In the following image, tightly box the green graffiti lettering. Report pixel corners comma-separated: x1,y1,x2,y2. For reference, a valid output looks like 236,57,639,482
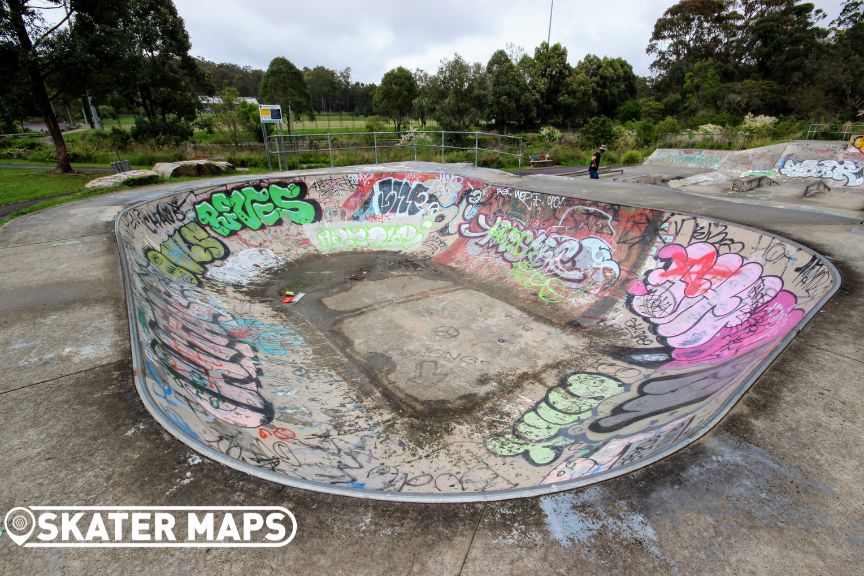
486,372,623,465
194,181,320,237
145,221,229,285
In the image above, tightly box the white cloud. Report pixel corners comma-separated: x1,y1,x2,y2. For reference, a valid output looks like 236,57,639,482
174,0,848,83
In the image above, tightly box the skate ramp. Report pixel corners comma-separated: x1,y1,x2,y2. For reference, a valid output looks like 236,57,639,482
648,141,864,188
116,165,839,501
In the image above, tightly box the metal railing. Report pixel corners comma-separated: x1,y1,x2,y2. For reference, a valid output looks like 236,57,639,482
265,130,524,170
805,123,864,141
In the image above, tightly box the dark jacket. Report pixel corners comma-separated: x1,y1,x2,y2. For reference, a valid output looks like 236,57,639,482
590,150,603,170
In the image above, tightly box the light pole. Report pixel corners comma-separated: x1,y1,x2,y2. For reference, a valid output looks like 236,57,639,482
547,0,554,45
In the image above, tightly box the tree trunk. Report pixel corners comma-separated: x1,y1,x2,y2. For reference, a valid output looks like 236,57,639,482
8,0,74,173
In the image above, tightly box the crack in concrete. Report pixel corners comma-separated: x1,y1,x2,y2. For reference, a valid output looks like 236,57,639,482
0,231,110,251
0,358,128,396
457,504,485,576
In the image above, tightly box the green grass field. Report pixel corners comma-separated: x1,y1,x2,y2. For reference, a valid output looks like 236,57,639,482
0,169,96,206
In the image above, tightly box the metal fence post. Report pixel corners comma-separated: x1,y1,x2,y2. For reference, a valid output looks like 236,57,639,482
474,131,479,167
373,132,378,164
413,131,417,161
440,131,444,163
518,137,523,171
327,134,334,167
275,135,282,171
262,124,272,170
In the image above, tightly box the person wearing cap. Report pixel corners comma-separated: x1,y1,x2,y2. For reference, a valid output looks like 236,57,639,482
589,145,607,179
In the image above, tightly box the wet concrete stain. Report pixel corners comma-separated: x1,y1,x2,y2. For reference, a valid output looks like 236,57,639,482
241,251,592,421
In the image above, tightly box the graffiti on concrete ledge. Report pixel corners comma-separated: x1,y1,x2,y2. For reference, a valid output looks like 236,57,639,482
194,181,322,236
627,242,803,365
135,269,274,427
145,221,228,285
486,373,624,465
779,159,863,186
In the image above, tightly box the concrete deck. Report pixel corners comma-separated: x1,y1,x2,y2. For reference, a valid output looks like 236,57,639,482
1,165,862,574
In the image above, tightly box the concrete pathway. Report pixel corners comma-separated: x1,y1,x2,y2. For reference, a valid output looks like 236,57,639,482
1,170,863,575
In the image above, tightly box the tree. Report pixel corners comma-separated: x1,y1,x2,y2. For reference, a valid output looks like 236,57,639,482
213,87,243,145
374,66,417,132
523,42,571,124
260,57,310,133
3,0,77,172
559,70,595,126
683,59,723,114
744,1,827,87
581,115,616,147
427,55,487,131
646,0,742,79
125,0,206,125
820,0,864,116
304,65,341,112
53,0,207,144
412,69,433,127
573,55,638,118
485,49,532,132
197,58,264,97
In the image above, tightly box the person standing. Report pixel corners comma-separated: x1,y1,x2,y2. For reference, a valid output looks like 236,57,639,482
589,145,607,179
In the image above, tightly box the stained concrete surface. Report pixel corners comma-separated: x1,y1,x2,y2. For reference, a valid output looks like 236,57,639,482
1,164,862,574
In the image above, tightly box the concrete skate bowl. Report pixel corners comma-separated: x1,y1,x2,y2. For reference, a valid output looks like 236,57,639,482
115,167,840,502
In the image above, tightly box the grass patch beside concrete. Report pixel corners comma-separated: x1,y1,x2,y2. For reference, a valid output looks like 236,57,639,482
0,169,96,206
0,185,126,226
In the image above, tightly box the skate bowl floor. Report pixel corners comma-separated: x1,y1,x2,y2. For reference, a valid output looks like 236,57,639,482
116,164,840,502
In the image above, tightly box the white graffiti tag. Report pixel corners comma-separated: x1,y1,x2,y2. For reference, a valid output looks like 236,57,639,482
779,159,863,186
460,215,620,290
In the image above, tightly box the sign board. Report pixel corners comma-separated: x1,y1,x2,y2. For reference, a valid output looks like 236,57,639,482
258,104,283,124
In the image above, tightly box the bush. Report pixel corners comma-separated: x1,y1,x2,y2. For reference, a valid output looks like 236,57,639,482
365,115,388,132
616,100,642,122
636,120,656,146
539,126,561,142
741,113,778,134
122,174,161,187
621,150,642,164
131,117,193,146
581,116,616,148
108,127,131,151
655,116,681,140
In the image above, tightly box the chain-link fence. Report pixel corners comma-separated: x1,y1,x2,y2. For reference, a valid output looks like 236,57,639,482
266,131,524,170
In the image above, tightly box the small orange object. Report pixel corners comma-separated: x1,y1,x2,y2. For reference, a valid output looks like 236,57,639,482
281,296,294,303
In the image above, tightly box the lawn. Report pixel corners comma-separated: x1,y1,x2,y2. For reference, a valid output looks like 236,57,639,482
0,169,96,206
0,165,277,226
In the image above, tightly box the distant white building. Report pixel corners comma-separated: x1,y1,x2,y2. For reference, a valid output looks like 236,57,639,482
199,96,259,114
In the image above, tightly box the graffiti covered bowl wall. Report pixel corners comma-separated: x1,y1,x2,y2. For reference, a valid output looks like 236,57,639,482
116,167,839,502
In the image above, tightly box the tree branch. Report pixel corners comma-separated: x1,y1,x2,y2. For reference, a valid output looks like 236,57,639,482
33,5,74,48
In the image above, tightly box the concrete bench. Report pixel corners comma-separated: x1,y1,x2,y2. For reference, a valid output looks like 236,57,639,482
529,153,553,167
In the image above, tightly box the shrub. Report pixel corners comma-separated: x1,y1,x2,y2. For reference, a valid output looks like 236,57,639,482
636,120,656,146
741,113,778,134
621,150,642,164
655,116,681,140
131,117,193,146
616,100,642,123
696,123,725,134
539,126,561,142
365,115,388,133
581,116,616,148
122,174,161,187
108,127,131,150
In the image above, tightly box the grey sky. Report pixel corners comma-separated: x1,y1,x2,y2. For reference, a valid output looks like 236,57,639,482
173,0,847,83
